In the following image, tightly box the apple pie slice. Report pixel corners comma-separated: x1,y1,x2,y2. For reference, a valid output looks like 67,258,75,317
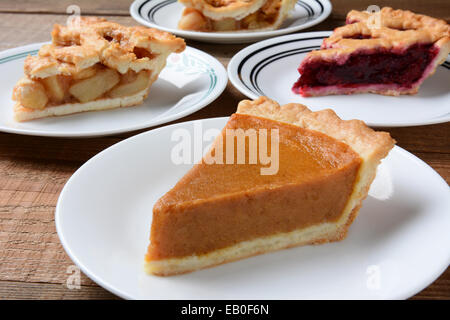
178,0,296,32
12,17,185,121
292,7,450,96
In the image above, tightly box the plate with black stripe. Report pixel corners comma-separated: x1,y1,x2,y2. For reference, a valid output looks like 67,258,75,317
130,0,332,43
228,32,450,127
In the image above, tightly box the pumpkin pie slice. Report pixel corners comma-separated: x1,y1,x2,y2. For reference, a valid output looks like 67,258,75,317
145,97,395,276
12,17,185,121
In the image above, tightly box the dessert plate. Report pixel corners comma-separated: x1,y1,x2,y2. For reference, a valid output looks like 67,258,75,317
228,32,450,127
0,43,227,137
130,0,332,44
56,117,450,300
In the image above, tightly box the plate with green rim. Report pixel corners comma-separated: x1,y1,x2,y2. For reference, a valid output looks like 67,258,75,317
0,43,227,137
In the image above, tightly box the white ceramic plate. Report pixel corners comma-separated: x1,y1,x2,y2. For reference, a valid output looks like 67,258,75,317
130,0,332,44
0,43,227,137
228,32,450,127
56,117,450,300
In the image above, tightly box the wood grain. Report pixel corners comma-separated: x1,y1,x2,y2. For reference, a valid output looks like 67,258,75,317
0,0,448,300
0,0,132,16
0,0,448,22
0,281,119,299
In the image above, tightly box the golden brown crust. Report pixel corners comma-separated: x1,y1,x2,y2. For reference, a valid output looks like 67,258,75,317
179,0,267,20
146,220,351,276
346,7,450,36
25,17,186,79
236,97,395,161
13,87,149,122
307,7,450,61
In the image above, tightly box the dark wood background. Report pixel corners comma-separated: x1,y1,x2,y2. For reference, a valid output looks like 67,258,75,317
0,0,448,299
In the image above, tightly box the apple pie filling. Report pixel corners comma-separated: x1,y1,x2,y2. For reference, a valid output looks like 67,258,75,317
13,66,153,110
178,0,283,31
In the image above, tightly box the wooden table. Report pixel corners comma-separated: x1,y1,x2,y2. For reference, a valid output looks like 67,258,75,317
0,0,448,300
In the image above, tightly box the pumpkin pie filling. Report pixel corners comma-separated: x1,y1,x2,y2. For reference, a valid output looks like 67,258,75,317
146,113,362,261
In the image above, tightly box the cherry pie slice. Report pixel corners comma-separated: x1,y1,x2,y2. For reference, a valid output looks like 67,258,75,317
12,18,185,121
178,0,296,32
292,7,450,97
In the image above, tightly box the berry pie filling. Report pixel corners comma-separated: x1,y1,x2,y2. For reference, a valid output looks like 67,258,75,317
292,43,440,95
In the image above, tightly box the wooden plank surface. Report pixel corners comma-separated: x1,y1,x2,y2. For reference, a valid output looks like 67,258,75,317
0,0,448,21
0,0,131,16
0,0,449,300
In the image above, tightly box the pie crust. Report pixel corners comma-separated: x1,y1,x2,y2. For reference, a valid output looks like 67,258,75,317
145,97,395,276
293,7,450,96
178,0,296,32
179,0,268,20
12,17,185,121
